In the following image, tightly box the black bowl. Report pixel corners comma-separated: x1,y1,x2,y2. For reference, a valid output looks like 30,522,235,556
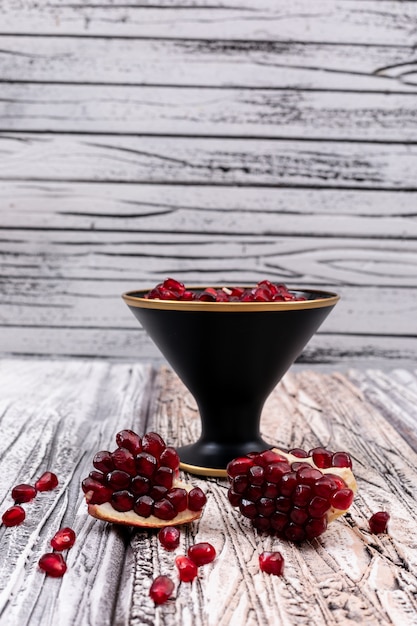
122,287,339,476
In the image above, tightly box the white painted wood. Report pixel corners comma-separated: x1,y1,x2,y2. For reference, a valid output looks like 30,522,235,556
2,361,417,624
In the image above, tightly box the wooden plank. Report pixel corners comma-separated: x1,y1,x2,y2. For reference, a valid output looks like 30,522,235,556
1,133,417,189
1,1,417,45
0,36,416,93
2,182,417,237
0,359,154,626
0,326,415,364
3,83,417,141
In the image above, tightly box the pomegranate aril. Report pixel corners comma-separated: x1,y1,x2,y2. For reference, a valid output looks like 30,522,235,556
310,447,333,469
369,511,390,534
308,496,330,518
82,478,113,504
239,499,257,519
275,496,292,512
227,488,241,507
115,430,142,455
270,512,288,533
149,485,168,501
263,482,279,499
332,451,352,468
51,527,76,551
280,472,298,496
111,490,134,512
159,447,180,471
330,488,354,510
313,475,339,499
154,466,174,490
35,471,58,492
166,488,188,512
259,551,284,576
153,498,176,521
246,484,263,502
187,487,207,511
130,475,150,496
253,450,284,467
227,456,254,478
265,462,291,483
106,470,131,490
232,474,249,494
135,452,157,478
296,466,323,486
142,432,165,458
290,507,309,525
93,450,114,473
134,495,154,518
149,575,174,605
188,542,216,566
292,484,312,507
253,516,271,531
289,448,308,458
305,516,328,539
89,470,105,483
248,465,265,485
11,483,37,503
2,505,25,527
111,448,136,475
38,553,67,577
256,497,276,517
285,523,306,542
175,555,198,582
158,526,180,551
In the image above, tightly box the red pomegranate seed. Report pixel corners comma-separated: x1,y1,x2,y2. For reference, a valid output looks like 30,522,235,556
175,556,198,582
89,470,105,483
153,498,177,521
158,526,180,551
310,447,333,469
159,447,180,471
11,483,37,503
135,452,157,478
111,448,136,475
82,477,113,504
188,542,216,566
227,456,254,478
149,575,174,604
106,470,131,490
166,488,188,512
2,505,25,527
35,471,58,492
305,516,328,539
111,490,135,512
289,448,308,458
38,552,67,577
330,488,354,510
130,475,150,497
149,485,168,501
331,452,352,468
142,432,165,458
369,511,390,534
187,487,207,511
259,551,284,576
154,466,174,490
93,451,114,473
115,430,142,455
133,495,153,517
51,527,76,551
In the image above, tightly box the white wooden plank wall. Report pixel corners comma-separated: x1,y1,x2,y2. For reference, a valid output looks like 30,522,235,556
0,0,416,365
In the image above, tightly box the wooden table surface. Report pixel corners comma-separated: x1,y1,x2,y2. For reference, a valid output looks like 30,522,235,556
1,359,417,626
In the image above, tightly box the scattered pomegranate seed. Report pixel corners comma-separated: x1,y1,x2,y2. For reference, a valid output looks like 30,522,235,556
149,575,175,604
259,551,285,576
369,511,390,534
227,446,357,542
11,483,37,503
38,552,67,577
158,526,180,551
2,505,26,527
82,430,208,524
50,527,76,551
188,542,216,566
35,471,58,492
144,278,306,303
175,556,198,582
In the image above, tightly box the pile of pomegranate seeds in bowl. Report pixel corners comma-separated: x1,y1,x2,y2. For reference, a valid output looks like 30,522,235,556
226,446,357,542
81,430,207,527
142,277,308,303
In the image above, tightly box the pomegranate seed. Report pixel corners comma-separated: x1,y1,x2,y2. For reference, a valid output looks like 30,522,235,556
93,451,114,473
310,447,333,469
2,505,25,527
130,475,150,496
188,542,216,566
149,485,168,501
51,527,76,551
187,487,207,511
166,488,188,512
308,496,330,518
330,488,354,510
111,448,136,475
134,495,153,517
369,511,390,534
331,452,352,468
89,470,105,483
305,516,327,539
35,471,58,492
111,490,134,512
153,498,177,521
313,475,339,499
159,447,180,471
115,430,142,455
82,477,113,504
149,575,174,604
106,470,131,490
158,526,180,551
142,432,165,458
289,448,308,458
227,456,254,478
135,452,157,478
38,553,67,577
11,483,37,503
259,551,284,576
175,556,198,582
154,466,174,490
265,462,291,483
248,465,264,485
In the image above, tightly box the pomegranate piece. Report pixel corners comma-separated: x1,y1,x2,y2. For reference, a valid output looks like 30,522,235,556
175,555,198,582
149,575,175,605
50,527,76,551
369,511,390,534
11,483,37,503
227,446,357,542
83,430,207,527
188,542,216,566
38,552,67,577
2,505,26,527
259,551,284,576
144,278,306,302
158,526,180,551
35,471,58,492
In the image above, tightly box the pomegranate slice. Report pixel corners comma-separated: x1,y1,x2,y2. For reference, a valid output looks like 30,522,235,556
82,430,207,528
227,446,357,542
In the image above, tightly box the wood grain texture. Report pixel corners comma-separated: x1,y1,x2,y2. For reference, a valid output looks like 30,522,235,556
2,360,417,625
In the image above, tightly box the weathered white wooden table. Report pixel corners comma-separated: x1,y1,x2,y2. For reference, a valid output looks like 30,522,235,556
1,359,417,626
